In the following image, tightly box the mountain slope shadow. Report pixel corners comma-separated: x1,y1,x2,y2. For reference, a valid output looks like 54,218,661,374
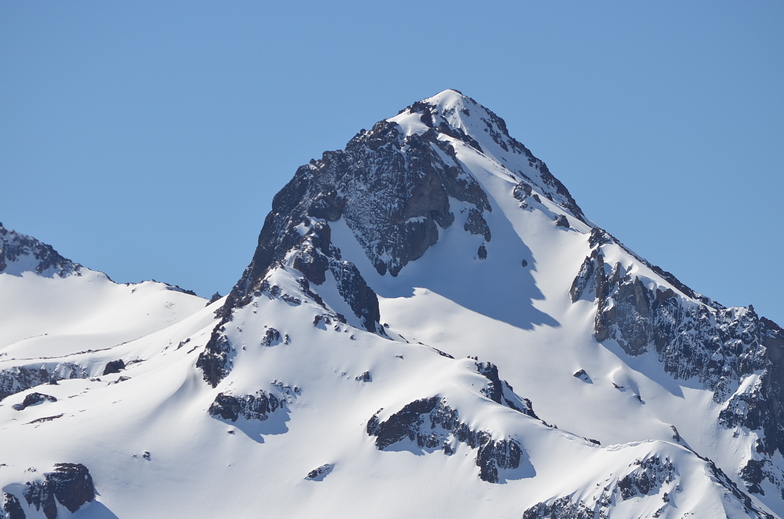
211,406,291,444
330,216,558,331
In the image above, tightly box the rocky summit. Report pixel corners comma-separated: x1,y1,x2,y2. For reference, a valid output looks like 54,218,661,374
1,89,782,518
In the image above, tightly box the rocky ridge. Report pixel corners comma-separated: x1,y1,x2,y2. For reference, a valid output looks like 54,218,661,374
571,227,784,498
0,224,79,278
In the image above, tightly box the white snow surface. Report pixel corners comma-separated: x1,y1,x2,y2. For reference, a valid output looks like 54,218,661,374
0,90,778,518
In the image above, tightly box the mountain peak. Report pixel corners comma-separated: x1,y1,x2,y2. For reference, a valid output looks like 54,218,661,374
388,90,586,223
3,93,784,518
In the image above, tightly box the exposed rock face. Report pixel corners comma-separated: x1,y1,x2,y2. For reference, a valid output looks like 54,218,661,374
464,208,491,241
573,369,592,383
355,371,371,382
260,328,282,347
196,333,233,388
23,463,95,519
22,479,56,519
12,392,57,411
102,359,125,375
571,227,784,503
305,464,333,481
740,459,770,495
616,456,675,499
571,234,784,458
0,363,87,402
46,464,95,514
218,92,587,309
522,497,597,519
328,258,380,331
208,390,281,422
523,455,773,519
201,91,589,389
570,249,599,303
474,361,538,417
0,224,79,277
2,493,25,519
366,397,524,483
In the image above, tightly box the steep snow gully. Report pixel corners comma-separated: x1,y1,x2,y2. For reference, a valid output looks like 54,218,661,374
1,90,783,519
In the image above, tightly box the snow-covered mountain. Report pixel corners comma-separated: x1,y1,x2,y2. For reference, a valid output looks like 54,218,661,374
2,90,783,519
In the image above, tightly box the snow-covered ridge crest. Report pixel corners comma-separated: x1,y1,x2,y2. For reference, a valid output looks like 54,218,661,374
215,89,587,332
389,88,586,223
0,223,81,278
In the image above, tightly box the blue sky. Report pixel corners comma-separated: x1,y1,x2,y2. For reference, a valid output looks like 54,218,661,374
2,1,783,324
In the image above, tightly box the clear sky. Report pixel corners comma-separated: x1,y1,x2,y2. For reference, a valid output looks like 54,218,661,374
2,1,782,324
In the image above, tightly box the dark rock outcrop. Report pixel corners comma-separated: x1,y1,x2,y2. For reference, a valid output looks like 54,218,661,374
522,496,598,519
355,371,372,382
617,456,675,499
260,328,282,347
464,208,491,241
196,333,233,388
198,219,379,386
0,224,80,278
23,463,95,519
12,392,57,411
573,369,592,383
305,464,334,481
474,361,538,417
2,493,25,519
513,181,532,203
102,359,125,376
329,259,380,332
571,234,784,459
0,363,87,402
740,459,770,495
208,391,281,422
366,397,524,483
523,455,773,519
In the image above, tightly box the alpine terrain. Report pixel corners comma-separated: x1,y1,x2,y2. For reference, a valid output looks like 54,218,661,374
1,89,783,519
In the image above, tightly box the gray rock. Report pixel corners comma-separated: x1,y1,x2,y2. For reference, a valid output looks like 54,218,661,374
102,359,125,376
2,492,25,519
12,392,57,411
464,208,491,241
0,363,87,402
0,224,80,278
196,333,233,388
208,390,281,422
366,396,525,483
23,463,95,519
573,369,592,384
305,464,334,481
